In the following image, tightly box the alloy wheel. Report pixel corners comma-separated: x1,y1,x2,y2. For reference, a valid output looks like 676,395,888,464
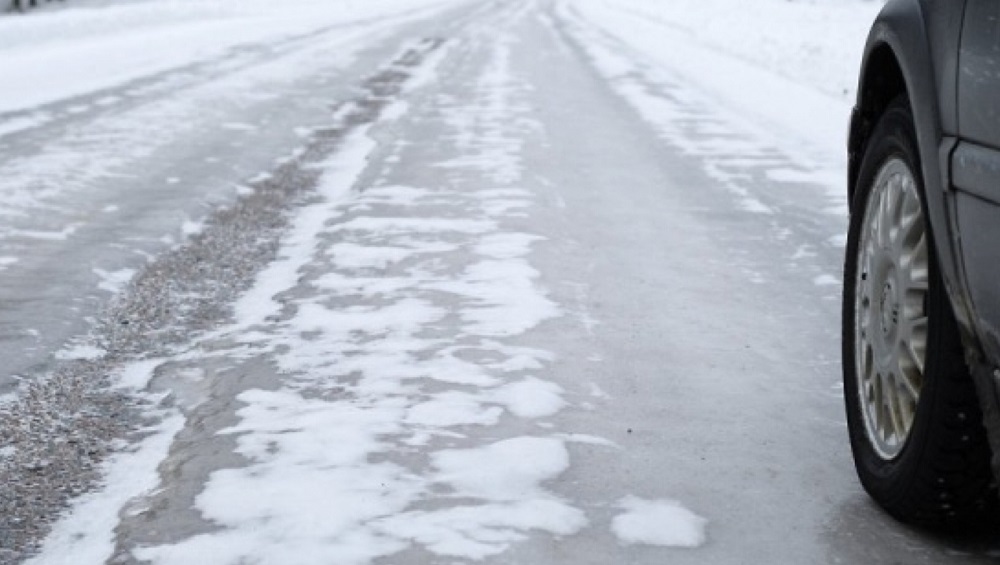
854,156,929,460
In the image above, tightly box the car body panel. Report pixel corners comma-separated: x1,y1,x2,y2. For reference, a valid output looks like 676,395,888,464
849,0,1000,462
958,0,1000,148
954,0,1000,362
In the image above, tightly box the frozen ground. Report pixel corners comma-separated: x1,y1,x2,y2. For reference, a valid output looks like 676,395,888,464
2,0,998,564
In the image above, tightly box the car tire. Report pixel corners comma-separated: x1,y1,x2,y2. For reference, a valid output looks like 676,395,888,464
843,96,996,527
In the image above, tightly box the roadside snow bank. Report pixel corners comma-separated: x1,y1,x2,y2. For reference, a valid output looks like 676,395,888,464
0,0,459,113
563,0,882,163
584,0,882,101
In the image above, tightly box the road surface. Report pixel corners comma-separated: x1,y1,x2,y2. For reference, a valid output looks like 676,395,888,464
1,0,998,564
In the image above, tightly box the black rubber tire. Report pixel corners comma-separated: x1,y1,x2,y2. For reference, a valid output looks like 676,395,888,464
843,97,996,527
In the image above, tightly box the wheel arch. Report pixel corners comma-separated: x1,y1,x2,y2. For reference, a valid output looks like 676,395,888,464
848,0,970,330
848,43,906,210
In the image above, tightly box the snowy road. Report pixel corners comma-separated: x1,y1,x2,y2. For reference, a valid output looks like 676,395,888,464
2,0,999,563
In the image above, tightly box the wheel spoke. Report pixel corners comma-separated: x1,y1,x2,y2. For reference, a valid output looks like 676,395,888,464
877,182,893,249
909,314,928,338
873,375,887,437
888,175,906,243
861,342,875,383
886,370,907,442
899,344,924,396
906,340,927,376
905,232,929,287
900,183,922,240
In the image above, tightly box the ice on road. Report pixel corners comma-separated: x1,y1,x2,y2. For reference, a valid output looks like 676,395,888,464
1,0,998,564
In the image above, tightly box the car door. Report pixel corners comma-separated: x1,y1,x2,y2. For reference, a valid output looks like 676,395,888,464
952,0,1000,356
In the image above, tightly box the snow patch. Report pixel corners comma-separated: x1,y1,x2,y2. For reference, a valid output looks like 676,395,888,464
433,437,570,499
113,359,165,391
9,224,81,241
814,274,840,287
490,377,565,418
326,242,420,270
611,496,708,548
376,498,586,560
54,344,105,361
93,267,136,294
180,220,203,236
232,127,373,327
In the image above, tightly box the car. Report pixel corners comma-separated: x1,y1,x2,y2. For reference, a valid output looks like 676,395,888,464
843,0,1000,527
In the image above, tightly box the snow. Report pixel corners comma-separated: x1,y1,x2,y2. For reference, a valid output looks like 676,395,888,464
23,413,185,565
611,496,708,548
562,0,880,156
558,0,881,214
577,0,878,101
232,126,374,327
814,274,842,286
0,0,462,270
406,392,504,427
372,440,587,559
0,0,460,114
433,437,572,500
53,344,105,361
92,267,135,294
112,359,165,391
490,377,566,418
325,242,415,270
377,499,585,560
334,216,497,235
426,256,560,337
7,225,81,240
